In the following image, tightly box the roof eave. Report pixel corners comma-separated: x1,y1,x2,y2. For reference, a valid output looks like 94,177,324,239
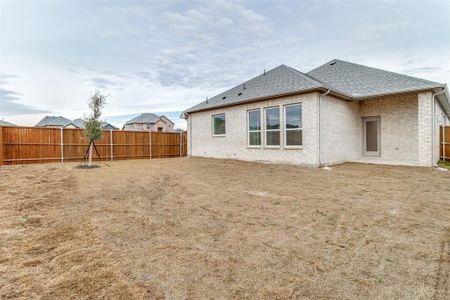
352,85,445,101
184,87,351,114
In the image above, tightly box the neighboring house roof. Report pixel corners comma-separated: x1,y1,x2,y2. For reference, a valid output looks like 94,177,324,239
307,59,444,98
35,116,77,127
125,113,161,125
125,113,175,125
0,120,16,126
72,118,118,130
72,118,85,128
101,122,118,130
183,59,449,115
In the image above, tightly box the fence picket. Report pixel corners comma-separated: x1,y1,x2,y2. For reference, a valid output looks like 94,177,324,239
440,125,450,162
0,126,186,165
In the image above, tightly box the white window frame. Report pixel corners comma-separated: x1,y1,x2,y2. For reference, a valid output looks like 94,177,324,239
264,106,281,148
247,109,262,148
284,103,303,149
212,113,226,136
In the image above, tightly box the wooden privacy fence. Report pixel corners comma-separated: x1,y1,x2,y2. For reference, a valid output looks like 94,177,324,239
0,126,187,165
440,125,450,162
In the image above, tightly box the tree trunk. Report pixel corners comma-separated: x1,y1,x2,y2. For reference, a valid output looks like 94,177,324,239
88,141,93,166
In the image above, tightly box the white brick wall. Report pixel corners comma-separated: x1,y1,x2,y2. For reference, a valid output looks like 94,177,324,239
188,91,440,167
359,94,419,164
418,91,433,166
321,95,360,165
188,92,320,166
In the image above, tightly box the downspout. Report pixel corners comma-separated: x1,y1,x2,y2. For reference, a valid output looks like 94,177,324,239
318,89,331,167
431,87,447,166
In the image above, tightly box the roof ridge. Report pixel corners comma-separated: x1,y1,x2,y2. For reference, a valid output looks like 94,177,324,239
283,63,352,97
311,59,443,86
280,64,324,87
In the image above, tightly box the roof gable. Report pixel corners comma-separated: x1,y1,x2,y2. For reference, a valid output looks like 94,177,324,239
158,115,175,125
307,59,443,98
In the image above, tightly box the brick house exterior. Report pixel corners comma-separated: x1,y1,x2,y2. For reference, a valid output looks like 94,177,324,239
183,60,450,167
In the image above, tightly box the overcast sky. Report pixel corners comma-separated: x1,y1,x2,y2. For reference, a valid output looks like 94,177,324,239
1,0,449,129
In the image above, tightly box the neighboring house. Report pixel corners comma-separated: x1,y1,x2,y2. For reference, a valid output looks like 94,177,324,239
123,113,175,132
72,118,118,130
0,120,16,126
35,116,78,128
182,59,450,167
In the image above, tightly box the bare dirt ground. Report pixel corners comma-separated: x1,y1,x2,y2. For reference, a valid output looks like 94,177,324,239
1,158,449,299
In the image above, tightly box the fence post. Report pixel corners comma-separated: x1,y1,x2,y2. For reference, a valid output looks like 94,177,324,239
0,127,3,166
444,126,446,161
149,131,152,159
60,127,64,163
179,131,182,157
110,129,113,161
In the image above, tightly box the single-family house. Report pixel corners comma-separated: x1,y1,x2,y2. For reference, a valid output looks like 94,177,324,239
72,118,118,130
123,113,175,132
35,116,78,128
0,120,16,126
182,59,450,167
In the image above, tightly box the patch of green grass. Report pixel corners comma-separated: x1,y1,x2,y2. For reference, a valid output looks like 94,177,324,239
437,160,450,168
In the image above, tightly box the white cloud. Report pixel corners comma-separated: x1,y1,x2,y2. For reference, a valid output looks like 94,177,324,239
1,0,449,129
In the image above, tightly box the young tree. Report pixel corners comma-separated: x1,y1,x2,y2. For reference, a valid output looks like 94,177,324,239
84,91,107,166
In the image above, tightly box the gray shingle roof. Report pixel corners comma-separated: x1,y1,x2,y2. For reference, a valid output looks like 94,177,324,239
0,120,15,126
101,122,118,130
72,118,118,130
184,59,447,115
307,59,444,98
125,113,161,124
35,116,74,127
72,118,85,128
184,65,327,113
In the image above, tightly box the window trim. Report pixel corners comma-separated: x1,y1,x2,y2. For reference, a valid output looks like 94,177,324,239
264,105,281,148
283,103,303,149
212,113,226,137
247,108,262,148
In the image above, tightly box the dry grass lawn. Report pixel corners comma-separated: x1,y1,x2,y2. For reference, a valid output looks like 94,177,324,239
0,158,449,299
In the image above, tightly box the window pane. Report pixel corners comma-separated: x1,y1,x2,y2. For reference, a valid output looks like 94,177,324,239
213,114,225,135
266,107,280,130
248,110,261,130
249,132,261,146
266,131,280,146
285,104,302,129
366,121,378,151
286,130,302,146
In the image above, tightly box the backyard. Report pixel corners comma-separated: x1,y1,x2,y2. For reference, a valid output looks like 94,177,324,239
0,158,449,299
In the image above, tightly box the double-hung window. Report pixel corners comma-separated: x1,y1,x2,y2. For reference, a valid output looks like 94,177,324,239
284,103,302,147
265,106,280,146
212,113,226,136
248,109,261,146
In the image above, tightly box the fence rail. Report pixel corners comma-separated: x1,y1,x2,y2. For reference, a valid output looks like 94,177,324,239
440,125,450,162
0,126,187,165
